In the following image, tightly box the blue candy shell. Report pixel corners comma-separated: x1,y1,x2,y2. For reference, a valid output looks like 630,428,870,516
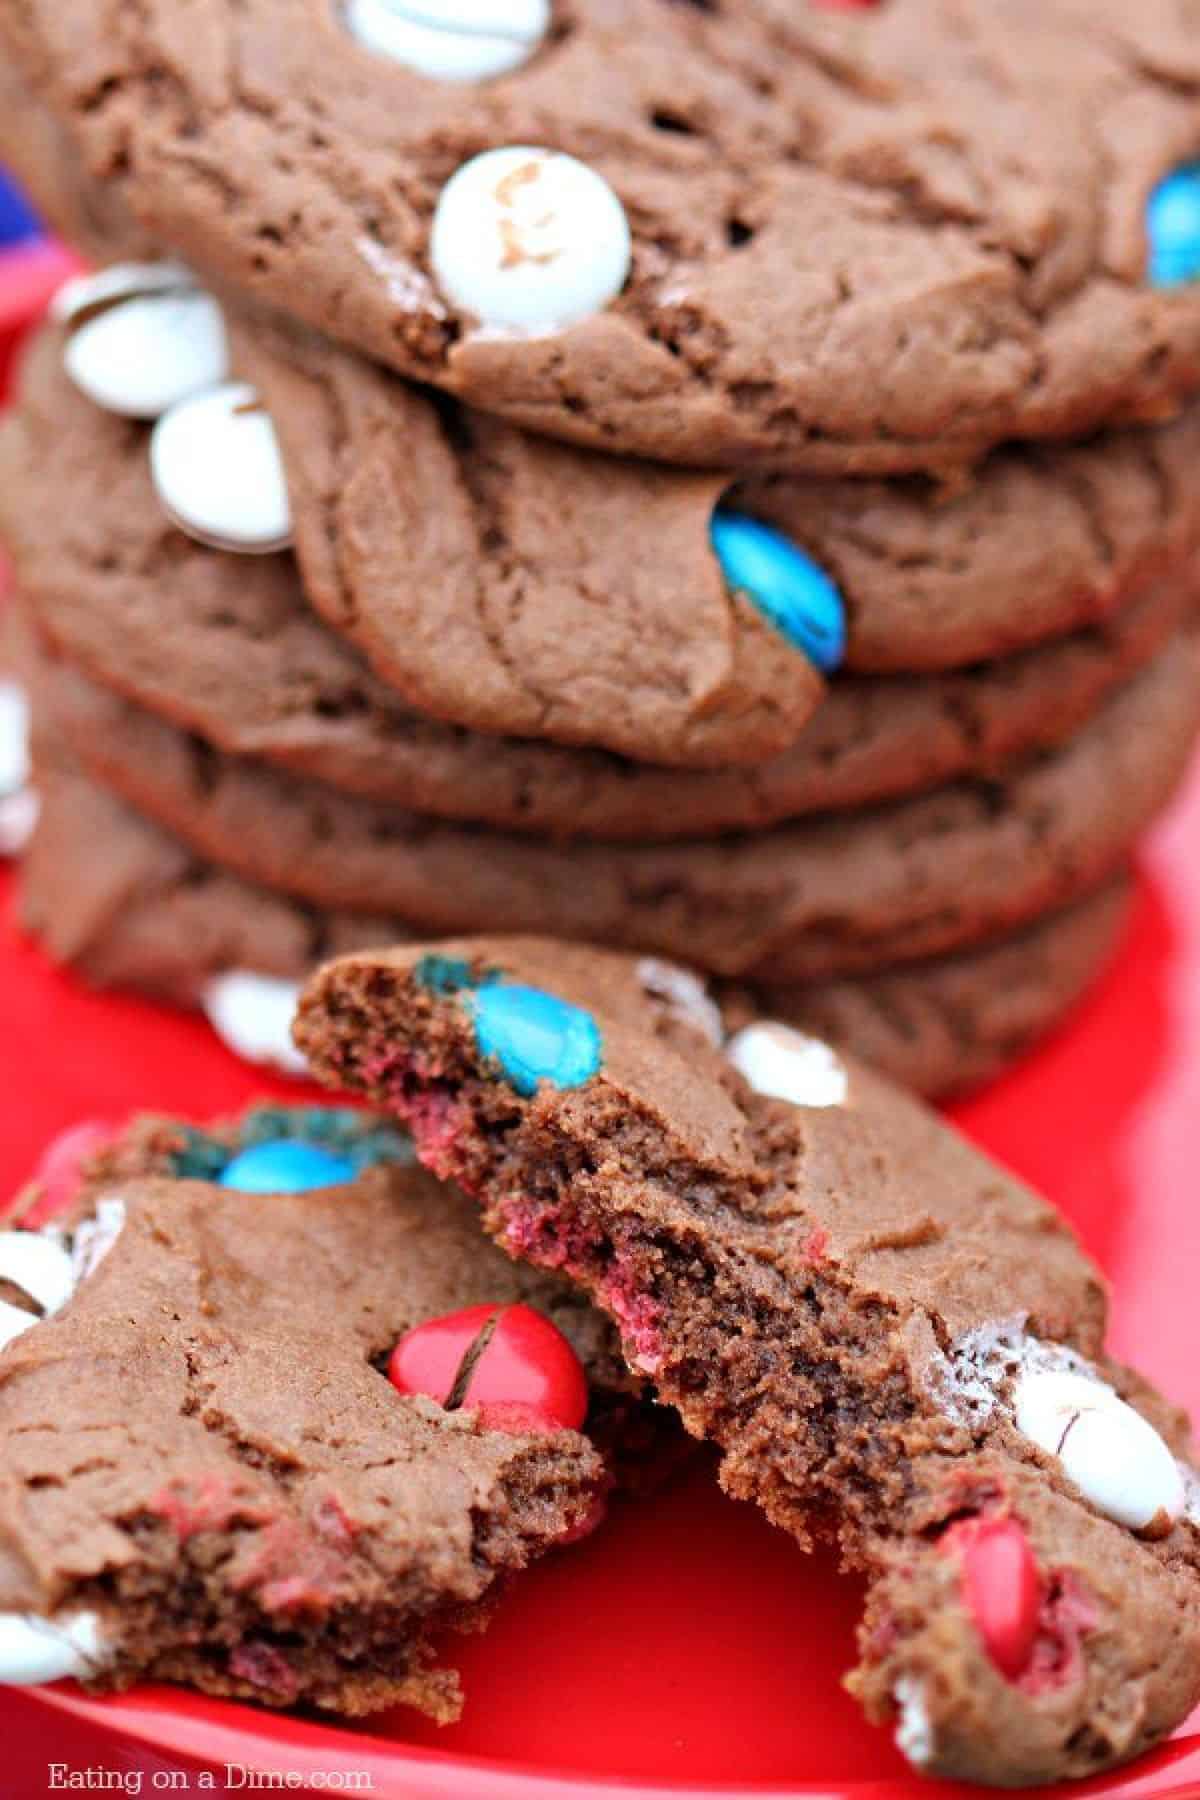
471,984,603,1097
218,1139,357,1194
1147,163,1200,289
710,511,846,672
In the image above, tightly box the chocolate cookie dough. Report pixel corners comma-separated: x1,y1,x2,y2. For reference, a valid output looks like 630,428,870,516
18,739,1134,1098
294,937,1200,1785
29,618,1200,984
6,2,1200,474
0,1126,606,1716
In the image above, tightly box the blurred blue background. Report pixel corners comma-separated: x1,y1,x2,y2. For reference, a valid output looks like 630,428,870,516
0,168,41,247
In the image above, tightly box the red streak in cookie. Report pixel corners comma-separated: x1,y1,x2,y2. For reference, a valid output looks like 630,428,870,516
229,1641,299,1701
942,1516,1042,1681
389,1302,588,1434
1021,1571,1098,1696
148,1472,271,1541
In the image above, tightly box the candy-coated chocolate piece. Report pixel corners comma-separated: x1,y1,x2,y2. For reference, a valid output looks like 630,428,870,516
22,1119,116,1229
63,288,228,421
942,1516,1041,1681
725,1021,848,1108
472,983,603,1096
1147,164,1200,289
430,147,631,332
709,513,846,672
202,972,307,1074
0,1232,75,1317
1013,1370,1185,1536
218,1139,357,1194
150,382,293,554
389,1303,588,1433
0,1611,109,1686
49,261,193,326
388,1301,498,1410
344,0,549,82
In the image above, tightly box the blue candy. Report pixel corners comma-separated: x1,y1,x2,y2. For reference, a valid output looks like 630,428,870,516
710,511,846,672
1147,164,1200,289
218,1139,357,1193
471,984,603,1097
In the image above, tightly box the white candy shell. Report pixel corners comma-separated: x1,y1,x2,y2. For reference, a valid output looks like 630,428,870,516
430,146,631,332
63,289,229,420
49,261,194,327
1013,1369,1186,1535
0,1232,75,1316
636,957,725,1049
0,1299,40,1354
70,1198,127,1289
0,1612,109,1685
0,787,39,858
725,1022,849,1109
203,971,308,1074
150,382,293,554
346,0,548,80
0,682,30,797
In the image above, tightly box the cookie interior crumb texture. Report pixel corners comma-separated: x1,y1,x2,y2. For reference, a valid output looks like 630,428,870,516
294,938,1200,1785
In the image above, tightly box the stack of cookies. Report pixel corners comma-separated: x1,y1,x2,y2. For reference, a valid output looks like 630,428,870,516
2,2,1200,1096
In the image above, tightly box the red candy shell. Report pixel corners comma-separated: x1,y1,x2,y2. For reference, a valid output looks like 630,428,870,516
389,1303,589,1435
20,1118,118,1227
942,1516,1042,1681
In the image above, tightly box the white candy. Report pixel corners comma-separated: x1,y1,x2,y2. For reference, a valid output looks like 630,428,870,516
0,1612,109,1686
202,971,308,1074
345,0,548,80
70,1198,127,1289
1013,1369,1186,1535
894,1676,935,1770
0,1299,40,1354
636,957,724,1049
50,261,194,327
0,786,39,857
0,1232,75,1317
725,1022,849,1109
63,289,229,420
150,382,293,554
430,146,631,333
0,682,30,797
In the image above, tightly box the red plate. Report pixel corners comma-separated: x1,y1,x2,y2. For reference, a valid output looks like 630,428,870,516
2,270,1200,1799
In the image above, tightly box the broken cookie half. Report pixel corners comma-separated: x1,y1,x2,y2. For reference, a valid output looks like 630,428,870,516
296,938,1200,1787
0,1103,631,1717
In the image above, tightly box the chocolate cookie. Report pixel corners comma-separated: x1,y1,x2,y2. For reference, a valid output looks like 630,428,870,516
7,2,1200,474
294,937,1200,1785
8,322,1197,818
17,740,1133,1099
11,297,1200,769
29,618,1200,983
0,1124,607,1716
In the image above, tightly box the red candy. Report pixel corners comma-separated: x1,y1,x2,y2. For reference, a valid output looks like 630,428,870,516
942,1516,1042,1681
389,1303,589,1434
21,1119,117,1227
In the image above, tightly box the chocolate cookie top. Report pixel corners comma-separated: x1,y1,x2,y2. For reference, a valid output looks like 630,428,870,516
8,322,1197,812
7,1,1200,473
32,617,1200,982
294,936,1200,1784
0,1140,604,1715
